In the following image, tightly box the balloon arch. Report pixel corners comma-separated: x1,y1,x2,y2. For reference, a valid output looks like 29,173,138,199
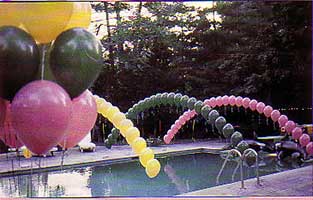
106,93,313,157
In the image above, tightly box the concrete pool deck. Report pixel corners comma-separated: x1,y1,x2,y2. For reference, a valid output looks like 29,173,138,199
181,165,313,196
0,140,226,176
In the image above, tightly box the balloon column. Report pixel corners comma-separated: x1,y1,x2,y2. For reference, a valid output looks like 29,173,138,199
93,95,161,178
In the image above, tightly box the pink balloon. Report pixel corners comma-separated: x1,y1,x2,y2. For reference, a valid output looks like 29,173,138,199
229,95,236,106
0,102,23,148
270,110,281,122
299,134,310,147
291,127,302,140
249,99,258,111
171,124,178,132
203,99,210,105
235,96,243,107
285,120,296,134
263,105,273,118
216,96,223,107
163,135,171,144
256,102,265,114
209,97,216,108
222,95,229,106
11,80,72,155
306,142,313,156
242,97,250,109
59,91,97,149
278,115,288,127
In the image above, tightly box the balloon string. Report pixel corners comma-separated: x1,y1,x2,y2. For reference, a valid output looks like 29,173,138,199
40,45,46,80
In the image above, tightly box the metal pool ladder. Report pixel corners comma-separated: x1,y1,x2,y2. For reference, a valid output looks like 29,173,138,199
216,148,260,189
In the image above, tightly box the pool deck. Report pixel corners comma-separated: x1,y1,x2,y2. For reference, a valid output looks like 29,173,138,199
181,165,313,196
0,140,226,176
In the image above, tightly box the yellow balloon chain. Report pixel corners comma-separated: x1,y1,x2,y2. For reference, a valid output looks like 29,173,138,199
93,95,161,178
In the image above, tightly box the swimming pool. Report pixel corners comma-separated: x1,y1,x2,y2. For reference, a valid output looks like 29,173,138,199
0,153,305,197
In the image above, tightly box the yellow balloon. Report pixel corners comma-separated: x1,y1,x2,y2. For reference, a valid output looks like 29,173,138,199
106,106,120,119
111,112,126,128
95,97,105,108
119,119,134,136
98,102,112,116
23,148,32,159
64,2,91,31
145,159,161,178
0,3,22,27
17,2,74,43
125,127,140,145
132,137,147,155
139,148,154,167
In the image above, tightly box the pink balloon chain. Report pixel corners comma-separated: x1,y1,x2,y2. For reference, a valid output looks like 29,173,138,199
163,110,196,144
165,95,313,156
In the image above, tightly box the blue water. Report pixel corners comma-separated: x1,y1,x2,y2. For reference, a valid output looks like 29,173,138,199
0,153,305,197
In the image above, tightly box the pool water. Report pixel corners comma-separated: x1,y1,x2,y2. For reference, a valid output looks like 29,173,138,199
0,153,305,197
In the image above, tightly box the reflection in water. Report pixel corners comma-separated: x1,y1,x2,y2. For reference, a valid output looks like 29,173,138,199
0,153,308,197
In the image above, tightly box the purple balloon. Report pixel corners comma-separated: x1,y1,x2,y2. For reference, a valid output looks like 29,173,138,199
263,105,273,118
285,120,296,134
11,80,72,155
278,115,288,127
256,102,265,114
299,134,310,147
249,99,258,111
306,142,313,156
291,127,302,140
270,110,281,122
242,97,250,109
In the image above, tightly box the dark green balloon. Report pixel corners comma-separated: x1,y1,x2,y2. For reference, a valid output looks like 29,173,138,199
0,26,39,100
208,110,219,124
187,97,197,110
231,131,243,146
222,123,234,138
215,116,227,132
160,92,169,105
180,95,189,108
174,93,183,106
236,140,249,153
201,105,211,119
50,28,102,98
167,92,175,105
104,139,112,149
194,100,204,114
245,151,256,166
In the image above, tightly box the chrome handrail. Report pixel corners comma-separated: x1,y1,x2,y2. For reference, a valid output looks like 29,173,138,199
216,149,244,189
242,148,261,186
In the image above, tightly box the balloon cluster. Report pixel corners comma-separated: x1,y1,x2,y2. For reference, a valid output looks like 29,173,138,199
0,2,102,153
93,96,161,178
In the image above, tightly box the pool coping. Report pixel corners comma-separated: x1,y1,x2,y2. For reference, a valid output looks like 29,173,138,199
0,147,220,178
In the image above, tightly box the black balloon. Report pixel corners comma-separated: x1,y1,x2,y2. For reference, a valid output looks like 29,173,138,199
50,28,102,98
0,26,39,100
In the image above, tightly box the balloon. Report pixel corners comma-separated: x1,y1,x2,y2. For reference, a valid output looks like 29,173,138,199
139,148,154,167
306,142,313,156
0,99,6,126
64,2,91,31
132,137,147,154
222,123,234,138
0,102,23,149
0,26,39,100
50,28,103,98
203,99,210,105
23,148,32,159
236,141,249,153
98,101,112,116
163,135,171,144
278,115,288,127
222,95,229,106
59,90,97,149
0,3,22,27
167,92,175,105
256,102,265,114
119,119,134,136
263,105,273,118
235,96,243,107
299,134,310,147
215,116,227,132
231,131,243,146
125,127,140,145
229,95,236,106
106,106,120,120
194,101,204,114
216,96,223,107
270,110,281,122
242,97,250,109
11,80,72,155
17,2,74,43
174,93,182,106
209,97,217,108
201,105,211,119
208,110,219,124
111,112,126,129
187,97,197,110
284,120,296,134
180,95,189,108
145,159,161,178
249,99,258,111
291,127,302,140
